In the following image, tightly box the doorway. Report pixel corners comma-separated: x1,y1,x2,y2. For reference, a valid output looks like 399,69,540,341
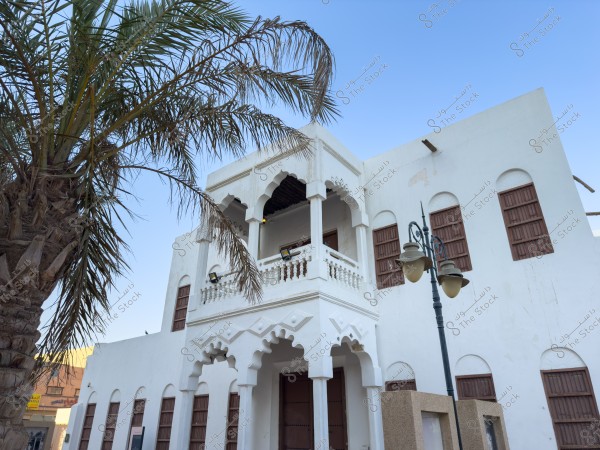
279,368,347,450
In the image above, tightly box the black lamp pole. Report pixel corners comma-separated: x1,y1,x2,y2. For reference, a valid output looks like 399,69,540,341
407,205,464,450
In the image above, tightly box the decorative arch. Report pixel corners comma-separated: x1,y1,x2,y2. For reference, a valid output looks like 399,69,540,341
540,347,586,371
455,354,492,375
228,379,238,393
428,191,460,212
496,168,533,192
196,382,209,396
216,193,250,212
255,171,307,217
324,179,366,227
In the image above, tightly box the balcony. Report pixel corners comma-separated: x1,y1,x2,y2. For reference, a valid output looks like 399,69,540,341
199,244,362,305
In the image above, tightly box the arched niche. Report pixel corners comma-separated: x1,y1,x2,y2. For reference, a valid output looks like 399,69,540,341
496,169,533,192
455,354,492,375
109,389,121,402
540,347,586,371
178,275,191,287
196,382,209,396
428,192,460,212
133,386,146,400
87,391,98,404
372,210,397,230
385,361,416,381
229,379,238,394
162,384,177,398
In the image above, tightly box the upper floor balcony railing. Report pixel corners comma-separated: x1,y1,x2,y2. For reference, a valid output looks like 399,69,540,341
199,244,362,305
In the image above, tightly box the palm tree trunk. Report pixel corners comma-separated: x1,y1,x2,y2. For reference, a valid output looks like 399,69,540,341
0,272,46,449
1,178,78,449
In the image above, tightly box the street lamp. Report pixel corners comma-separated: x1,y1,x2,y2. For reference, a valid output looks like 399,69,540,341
396,203,469,450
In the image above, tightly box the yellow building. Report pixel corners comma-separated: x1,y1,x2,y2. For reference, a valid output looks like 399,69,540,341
23,347,94,450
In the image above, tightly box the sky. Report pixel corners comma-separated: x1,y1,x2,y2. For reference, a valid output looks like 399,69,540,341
40,0,600,345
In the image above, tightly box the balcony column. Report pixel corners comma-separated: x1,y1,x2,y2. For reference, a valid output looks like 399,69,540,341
309,354,333,450
355,223,370,281
306,181,328,280
189,219,211,312
246,217,261,261
170,389,195,448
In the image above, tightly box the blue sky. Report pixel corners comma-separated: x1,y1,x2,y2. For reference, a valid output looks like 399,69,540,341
40,0,600,345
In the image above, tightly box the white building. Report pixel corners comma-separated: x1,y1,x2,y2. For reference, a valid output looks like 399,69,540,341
65,88,600,450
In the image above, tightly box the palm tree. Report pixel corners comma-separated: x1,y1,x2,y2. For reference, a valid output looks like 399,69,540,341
0,0,336,446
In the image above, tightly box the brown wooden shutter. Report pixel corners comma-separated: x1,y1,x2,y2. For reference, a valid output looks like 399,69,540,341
456,374,497,401
126,399,145,445
101,402,119,450
430,206,472,272
189,395,209,450
172,285,190,331
373,224,404,289
156,397,176,450
542,368,600,449
498,183,553,261
386,379,417,391
78,403,96,450
226,393,240,450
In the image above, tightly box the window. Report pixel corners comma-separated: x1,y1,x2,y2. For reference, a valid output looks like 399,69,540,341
172,285,190,331
541,367,600,449
430,205,472,272
46,386,64,396
498,183,553,261
190,395,210,450
128,399,146,442
102,402,119,450
78,403,96,450
226,393,240,450
456,374,497,401
156,397,176,450
373,224,403,289
386,379,417,391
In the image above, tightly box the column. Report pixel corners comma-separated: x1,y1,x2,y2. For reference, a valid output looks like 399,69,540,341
365,386,386,450
306,181,327,280
247,218,261,260
312,377,330,450
189,221,211,312
355,224,369,281
309,354,333,450
170,389,195,449
237,384,256,450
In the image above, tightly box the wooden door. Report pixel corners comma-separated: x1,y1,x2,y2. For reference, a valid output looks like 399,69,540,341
542,368,600,449
279,368,347,450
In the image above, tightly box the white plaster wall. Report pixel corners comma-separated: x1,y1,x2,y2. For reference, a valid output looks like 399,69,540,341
69,89,600,450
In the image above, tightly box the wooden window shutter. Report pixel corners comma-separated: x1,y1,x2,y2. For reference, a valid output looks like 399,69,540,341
386,379,417,391
430,205,473,272
79,403,96,450
172,285,190,331
456,374,497,401
498,183,553,261
373,224,404,289
127,399,146,446
226,393,240,450
156,397,176,450
541,368,600,449
101,402,120,450
189,395,210,450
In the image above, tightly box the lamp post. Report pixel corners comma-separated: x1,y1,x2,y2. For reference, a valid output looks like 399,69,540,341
396,204,469,450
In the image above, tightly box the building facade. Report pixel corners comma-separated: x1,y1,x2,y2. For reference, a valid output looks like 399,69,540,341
64,89,600,450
